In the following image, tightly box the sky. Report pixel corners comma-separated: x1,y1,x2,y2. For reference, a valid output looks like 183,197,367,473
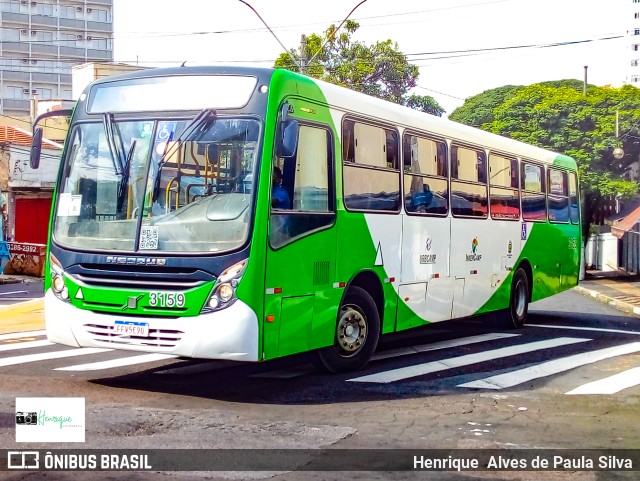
112,0,630,116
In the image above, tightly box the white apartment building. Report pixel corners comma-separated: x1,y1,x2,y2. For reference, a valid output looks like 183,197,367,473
629,0,640,84
0,0,113,116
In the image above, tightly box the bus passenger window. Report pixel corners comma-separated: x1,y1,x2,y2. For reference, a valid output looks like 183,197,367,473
569,172,579,224
342,119,400,212
521,162,546,222
402,133,448,216
548,168,569,223
451,144,488,218
489,154,520,220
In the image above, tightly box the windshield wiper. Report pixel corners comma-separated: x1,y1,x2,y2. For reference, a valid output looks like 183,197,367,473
152,108,216,204
116,139,137,213
157,108,216,167
103,113,124,175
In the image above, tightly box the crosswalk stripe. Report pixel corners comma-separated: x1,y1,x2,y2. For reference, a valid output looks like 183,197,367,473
566,365,640,395
528,324,640,336
0,347,111,368
0,340,52,352
459,342,640,390
0,330,47,341
55,353,178,371
348,337,591,384
372,333,520,361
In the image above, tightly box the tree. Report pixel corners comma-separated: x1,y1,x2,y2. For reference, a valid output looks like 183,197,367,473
450,81,640,245
274,21,445,116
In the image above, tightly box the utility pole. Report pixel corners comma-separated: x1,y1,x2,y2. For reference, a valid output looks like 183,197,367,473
583,66,588,95
300,35,307,74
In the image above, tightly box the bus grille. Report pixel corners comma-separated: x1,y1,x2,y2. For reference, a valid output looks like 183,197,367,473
83,323,184,348
74,273,205,291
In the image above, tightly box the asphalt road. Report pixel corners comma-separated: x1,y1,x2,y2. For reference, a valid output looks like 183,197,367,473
0,279,44,306
0,289,638,481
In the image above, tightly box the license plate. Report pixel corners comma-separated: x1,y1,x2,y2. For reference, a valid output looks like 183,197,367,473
113,320,149,337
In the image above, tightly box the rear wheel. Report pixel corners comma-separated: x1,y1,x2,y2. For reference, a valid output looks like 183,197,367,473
316,286,380,373
506,267,529,329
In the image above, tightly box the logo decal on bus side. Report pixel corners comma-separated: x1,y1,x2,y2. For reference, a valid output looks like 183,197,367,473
521,223,527,240
466,238,482,262
420,238,436,264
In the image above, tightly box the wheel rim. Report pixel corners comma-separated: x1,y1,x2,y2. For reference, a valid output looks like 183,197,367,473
334,304,367,357
514,278,527,318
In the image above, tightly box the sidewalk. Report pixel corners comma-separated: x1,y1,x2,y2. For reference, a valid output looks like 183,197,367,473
575,270,640,317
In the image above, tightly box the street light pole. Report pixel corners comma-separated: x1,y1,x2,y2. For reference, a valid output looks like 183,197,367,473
613,110,625,160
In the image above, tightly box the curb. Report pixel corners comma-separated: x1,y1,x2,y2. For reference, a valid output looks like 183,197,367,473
573,285,640,318
0,277,23,285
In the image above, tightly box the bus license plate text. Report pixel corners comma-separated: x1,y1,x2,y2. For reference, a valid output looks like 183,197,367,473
114,320,149,337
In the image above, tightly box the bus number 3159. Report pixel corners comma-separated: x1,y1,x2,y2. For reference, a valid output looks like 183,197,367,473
149,292,185,308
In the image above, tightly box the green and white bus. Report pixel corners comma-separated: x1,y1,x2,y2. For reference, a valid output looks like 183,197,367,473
30,66,580,372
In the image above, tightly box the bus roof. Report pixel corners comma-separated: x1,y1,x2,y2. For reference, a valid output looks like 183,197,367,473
85,65,575,170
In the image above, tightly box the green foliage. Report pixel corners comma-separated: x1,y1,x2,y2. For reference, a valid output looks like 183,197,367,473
450,81,640,240
448,85,523,126
274,21,444,117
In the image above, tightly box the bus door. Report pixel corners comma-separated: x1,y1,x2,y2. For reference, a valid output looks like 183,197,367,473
263,123,337,359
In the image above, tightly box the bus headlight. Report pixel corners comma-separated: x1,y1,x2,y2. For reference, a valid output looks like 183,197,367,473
52,275,65,293
202,259,247,314
217,284,234,303
49,253,71,303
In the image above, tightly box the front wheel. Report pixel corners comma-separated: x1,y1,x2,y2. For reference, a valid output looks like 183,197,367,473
506,267,529,329
316,286,380,373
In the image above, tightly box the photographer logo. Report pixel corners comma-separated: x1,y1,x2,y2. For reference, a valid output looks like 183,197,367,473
15,397,85,442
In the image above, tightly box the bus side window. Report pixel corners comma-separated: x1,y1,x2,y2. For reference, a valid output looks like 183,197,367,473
451,144,488,218
521,162,546,222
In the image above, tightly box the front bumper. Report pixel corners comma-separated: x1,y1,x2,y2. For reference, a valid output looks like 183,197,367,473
44,290,259,361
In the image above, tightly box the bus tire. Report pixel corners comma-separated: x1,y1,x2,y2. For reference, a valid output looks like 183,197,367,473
506,267,529,329
316,286,380,373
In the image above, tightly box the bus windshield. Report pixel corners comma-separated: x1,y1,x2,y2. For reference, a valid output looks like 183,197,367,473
53,116,261,253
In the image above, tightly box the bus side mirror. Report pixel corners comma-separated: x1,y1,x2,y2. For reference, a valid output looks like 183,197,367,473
275,102,298,158
30,127,43,169
276,118,299,158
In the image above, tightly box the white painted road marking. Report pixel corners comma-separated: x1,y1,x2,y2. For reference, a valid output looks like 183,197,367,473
372,333,520,360
459,342,640,390
0,330,47,341
566,365,640,395
0,347,111,368
528,324,640,336
55,353,178,371
348,337,591,384
0,339,52,352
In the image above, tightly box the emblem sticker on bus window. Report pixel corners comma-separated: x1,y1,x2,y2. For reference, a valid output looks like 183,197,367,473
57,193,82,217
139,226,159,250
